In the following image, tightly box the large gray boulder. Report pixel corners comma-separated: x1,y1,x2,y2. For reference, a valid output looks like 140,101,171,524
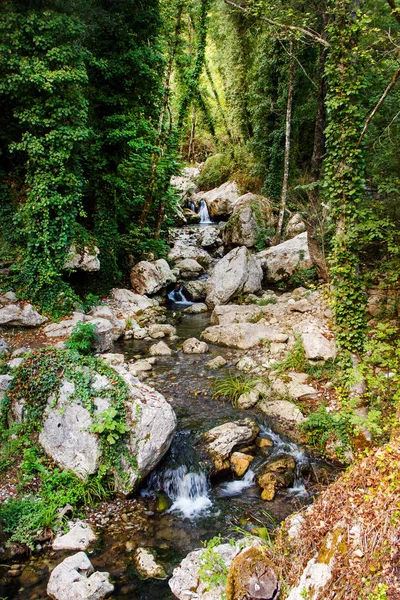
201,322,287,350
199,181,240,219
168,244,212,269
175,258,204,278
205,246,263,307
130,259,176,295
0,303,47,327
9,357,176,494
211,304,269,326
64,245,100,272
222,193,275,248
183,280,207,301
47,552,113,600
257,232,312,282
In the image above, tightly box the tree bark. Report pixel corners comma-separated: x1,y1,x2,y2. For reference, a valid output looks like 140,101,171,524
275,38,295,244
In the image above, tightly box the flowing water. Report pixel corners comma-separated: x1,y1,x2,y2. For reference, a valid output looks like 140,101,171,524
198,199,212,224
0,226,339,600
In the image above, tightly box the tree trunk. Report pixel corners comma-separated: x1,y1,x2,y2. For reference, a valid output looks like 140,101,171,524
275,38,295,244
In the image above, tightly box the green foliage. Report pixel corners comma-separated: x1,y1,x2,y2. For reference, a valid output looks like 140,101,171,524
301,405,352,454
119,225,169,266
255,297,277,306
274,337,308,373
197,152,235,190
213,373,262,408
198,534,228,594
65,321,97,356
90,406,130,445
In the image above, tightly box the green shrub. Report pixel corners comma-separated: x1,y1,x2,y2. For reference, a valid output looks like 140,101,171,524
66,321,97,355
197,153,235,190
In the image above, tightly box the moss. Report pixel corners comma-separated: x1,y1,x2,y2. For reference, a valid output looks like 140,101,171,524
226,547,280,600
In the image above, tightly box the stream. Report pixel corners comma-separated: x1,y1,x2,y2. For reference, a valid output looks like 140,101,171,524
0,225,337,600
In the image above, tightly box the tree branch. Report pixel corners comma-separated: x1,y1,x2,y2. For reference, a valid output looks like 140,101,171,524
387,0,400,27
224,0,330,47
358,63,400,146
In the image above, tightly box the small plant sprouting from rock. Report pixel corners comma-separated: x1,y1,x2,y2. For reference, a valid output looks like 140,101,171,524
198,535,229,594
213,373,262,408
65,321,97,355
90,406,130,445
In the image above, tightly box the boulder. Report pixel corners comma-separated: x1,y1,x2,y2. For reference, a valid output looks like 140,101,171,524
222,193,275,248
199,227,221,248
168,245,212,269
0,338,9,355
111,289,157,311
64,245,100,272
237,389,260,410
285,213,306,240
260,399,305,424
0,303,47,327
130,259,175,295
183,280,207,301
199,181,240,219
47,552,113,600
8,352,176,494
257,232,312,282
134,548,166,580
0,291,18,305
204,419,259,473
230,452,254,476
43,312,85,339
183,208,201,224
182,338,209,354
270,372,317,401
226,546,280,600
301,331,336,361
201,323,286,350
52,521,96,551
257,455,296,501
175,258,204,278
183,303,208,314
129,359,153,377
211,304,268,326
149,341,172,356
205,246,263,307
205,356,227,369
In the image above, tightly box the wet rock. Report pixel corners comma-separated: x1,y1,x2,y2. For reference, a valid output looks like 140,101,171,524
205,355,227,369
183,303,208,314
183,280,207,301
47,551,113,600
204,419,259,473
199,181,240,219
134,547,166,579
130,259,175,295
226,546,280,600
256,436,274,449
260,399,305,424
183,208,201,224
237,389,260,410
64,244,100,272
257,455,295,501
0,303,47,327
182,338,209,354
206,246,263,307
52,521,96,551
222,193,275,248
129,359,153,377
202,323,285,350
149,341,172,356
175,258,204,278
230,452,254,476
285,213,306,240
257,232,312,283
301,331,336,361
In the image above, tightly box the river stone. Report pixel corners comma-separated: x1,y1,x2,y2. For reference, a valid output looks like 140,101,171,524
237,389,260,410
148,324,177,338
204,419,259,472
53,521,96,551
149,341,172,356
183,280,207,301
205,355,227,369
182,338,209,354
111,289,157,311
201,323,284,350
175,258,204,278
47,552,113,600
222,193,275,248
301,331,336,361
199,226,221,248
168,244,212,269
257,455,296,501
0,303,47,327
64,244,100,272
206,246,263,307
257,232,312,282
199,181,240,219
134,548,166,580
270,372,317,401
260,399,305,424
130,259,175,295
183,303,208,314
211,304,268,326
230,452,254,477
100,353,125,367
129,359,153,377
285,213,306,240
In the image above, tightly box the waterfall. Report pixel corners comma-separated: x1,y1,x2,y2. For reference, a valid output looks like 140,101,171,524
147,465,212,519
168,284,192,306
198,199,212,224
218,469,255,497
188,200,196,212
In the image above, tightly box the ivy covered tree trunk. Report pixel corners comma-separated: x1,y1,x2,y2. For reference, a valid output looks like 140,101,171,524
324,0,367,355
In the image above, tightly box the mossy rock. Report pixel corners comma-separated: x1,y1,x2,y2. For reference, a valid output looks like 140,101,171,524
226,546,280,600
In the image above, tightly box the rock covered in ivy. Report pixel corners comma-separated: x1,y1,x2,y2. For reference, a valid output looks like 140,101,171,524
222,193,275,248
47,551,113,600
64,244,100,272
52,521,96,551
6,349,177,494
130,259,176,295
256,232,312,282
0,302,47,327
205,246,263,307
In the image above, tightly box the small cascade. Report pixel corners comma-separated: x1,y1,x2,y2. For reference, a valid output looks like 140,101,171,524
188,199,196,212
198,199,212,224
218,469,255,497
147,465,212,519
168,284,193,306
